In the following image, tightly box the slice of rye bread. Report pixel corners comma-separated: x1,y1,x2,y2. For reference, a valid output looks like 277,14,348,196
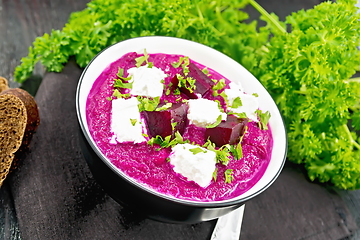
0,77,8,92
0,88,40,187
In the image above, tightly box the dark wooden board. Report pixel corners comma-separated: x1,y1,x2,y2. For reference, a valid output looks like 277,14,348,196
0,1,89,239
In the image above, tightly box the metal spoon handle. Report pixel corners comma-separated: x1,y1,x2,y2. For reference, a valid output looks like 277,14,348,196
210,204,245,240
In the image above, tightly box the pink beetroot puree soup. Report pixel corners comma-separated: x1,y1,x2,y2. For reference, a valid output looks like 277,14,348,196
86,52,273,202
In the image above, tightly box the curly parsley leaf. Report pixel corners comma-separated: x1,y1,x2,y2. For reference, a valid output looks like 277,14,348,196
224,169,234,184
230,142,243,160
213,168,218,182
256,109,271,130
181,56,190,76
212,79,226,97
172,57,184,68
203,139,231,166
189,147,207,155
135,49,153,68
251,0,360,189
112,89,130,99
137,96,160,112
155,102,173,111
231,97,243,109
177,74,196,93
206,115,223,129
130,118,137,126
171,122,177,131
147,131,188,148
113,78,133,89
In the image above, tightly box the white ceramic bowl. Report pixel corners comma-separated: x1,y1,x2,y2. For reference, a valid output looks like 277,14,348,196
76,36,287,223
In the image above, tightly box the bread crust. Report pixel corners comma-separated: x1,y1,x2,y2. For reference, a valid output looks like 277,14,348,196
0,77,8,93
2,88,40,150
0,88,40,187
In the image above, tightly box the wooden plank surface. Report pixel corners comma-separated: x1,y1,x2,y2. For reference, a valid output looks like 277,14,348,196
0,0,89,88
0,0,359,240
0,1,89,239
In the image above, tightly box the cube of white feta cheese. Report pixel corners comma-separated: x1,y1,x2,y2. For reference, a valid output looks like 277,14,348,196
128,65,167,98
224,82,243,100
111,97,146,143
224,83,259,122
169,143,216,188
187,98,227,128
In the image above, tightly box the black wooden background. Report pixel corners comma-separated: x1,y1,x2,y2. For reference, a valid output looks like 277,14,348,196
1,0,360,239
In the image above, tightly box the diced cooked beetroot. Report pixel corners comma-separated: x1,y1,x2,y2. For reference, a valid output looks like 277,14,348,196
188,62,215,96
169,75,197,99
142,102,188,139
169,75,179,93
180,86,198,99
205,115,248,147
170,63,215,99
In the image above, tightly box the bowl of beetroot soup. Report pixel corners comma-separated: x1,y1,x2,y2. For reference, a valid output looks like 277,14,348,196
76,36,287,224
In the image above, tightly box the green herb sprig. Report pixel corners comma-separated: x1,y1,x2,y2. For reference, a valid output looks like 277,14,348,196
249,0,360,189
224,169,234,184
147,131,188,148
137,96,160,112
135,49,153,68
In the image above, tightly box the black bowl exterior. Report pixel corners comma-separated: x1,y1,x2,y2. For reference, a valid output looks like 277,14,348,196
79,128,244,224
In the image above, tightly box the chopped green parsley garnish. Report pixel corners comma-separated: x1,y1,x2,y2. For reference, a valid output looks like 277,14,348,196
181,56,190,75
113,89,130,99
171,57,184,68
213,168,218,182
107,67,133,100
116,67,131,81
130,118,137,126
228,110,247,119
216,145,231,166
174,131,186,144
113,67,133,89
230,126,247,160
135,49,153,68
147,135,171,148
113,79,133,89
177,74,196,93
212,79,226,96
219,91,229,108
230,142,243,160
165,82,173,96
189,147,207,155
256,109,271,130
231,97,242,108
155,102,172,111
206,115,222,129
173,87,181,95
202,67,209,76
224,169,234,184
165,88,171,95
137,96,160,112
171,122,177,130
203,139,231,166
147,131,189,149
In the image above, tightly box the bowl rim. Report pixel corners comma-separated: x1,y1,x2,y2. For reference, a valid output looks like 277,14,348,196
76,36,288,208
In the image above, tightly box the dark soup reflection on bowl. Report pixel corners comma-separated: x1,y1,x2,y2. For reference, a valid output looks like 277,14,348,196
76,36,287,224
